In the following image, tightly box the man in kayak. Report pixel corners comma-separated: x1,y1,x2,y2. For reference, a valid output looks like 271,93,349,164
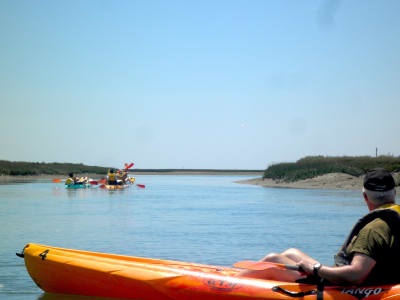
65,173,78,185
239,168,399,285
107,169,118,185
116,169,128,185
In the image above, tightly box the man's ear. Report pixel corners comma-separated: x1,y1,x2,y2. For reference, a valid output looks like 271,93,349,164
363,192,371,208
363,192,368,202
363,191,375,211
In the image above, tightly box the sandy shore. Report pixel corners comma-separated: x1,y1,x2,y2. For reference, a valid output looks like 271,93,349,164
236,172,400,192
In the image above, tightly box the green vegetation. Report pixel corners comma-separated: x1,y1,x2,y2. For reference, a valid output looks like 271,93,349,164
0,160,263,176
0,160,109,176
264,156,400,182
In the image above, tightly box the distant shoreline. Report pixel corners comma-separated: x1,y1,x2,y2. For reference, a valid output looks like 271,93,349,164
236,172,400,193
235,173,362,191
0,174,101,184
0,171,264,184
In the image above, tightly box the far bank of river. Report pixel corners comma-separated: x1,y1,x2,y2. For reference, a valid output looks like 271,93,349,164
0,171,264,184
236,172,400,193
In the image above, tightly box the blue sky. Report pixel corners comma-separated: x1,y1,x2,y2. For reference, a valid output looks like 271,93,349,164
1,0,399,169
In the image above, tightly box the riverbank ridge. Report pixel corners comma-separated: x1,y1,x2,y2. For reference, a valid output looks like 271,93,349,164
236,172,400,193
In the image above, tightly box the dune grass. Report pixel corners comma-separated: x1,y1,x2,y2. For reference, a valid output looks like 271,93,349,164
264,156,400,182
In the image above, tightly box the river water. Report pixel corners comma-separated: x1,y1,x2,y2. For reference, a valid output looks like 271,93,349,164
0,175,365,300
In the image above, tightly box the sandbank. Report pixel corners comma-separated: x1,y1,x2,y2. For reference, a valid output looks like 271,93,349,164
236,172,400,193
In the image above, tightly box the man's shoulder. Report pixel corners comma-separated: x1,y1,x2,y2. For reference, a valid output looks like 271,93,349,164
364,217,390,228
363,218,389,230
361,207,400,236
363,218,390,235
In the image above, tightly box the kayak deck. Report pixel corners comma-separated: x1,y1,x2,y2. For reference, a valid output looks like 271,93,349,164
21,243,400,300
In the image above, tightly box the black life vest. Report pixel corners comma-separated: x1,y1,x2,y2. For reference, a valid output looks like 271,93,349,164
334,205,400,266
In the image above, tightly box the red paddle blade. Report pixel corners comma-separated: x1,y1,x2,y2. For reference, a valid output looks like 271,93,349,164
89,181,98,185
98,179,106,184
136,184,145,188
52,179,62,183
125,163,134,169
99,184,106,189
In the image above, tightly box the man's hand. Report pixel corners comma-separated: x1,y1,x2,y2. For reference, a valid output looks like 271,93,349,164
297,260,318,276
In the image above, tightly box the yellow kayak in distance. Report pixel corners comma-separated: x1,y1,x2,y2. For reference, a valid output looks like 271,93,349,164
104,184,129,190
103,177,135,189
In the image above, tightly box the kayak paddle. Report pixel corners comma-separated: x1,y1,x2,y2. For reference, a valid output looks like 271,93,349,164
233,260,303,272
136,184,145,188
124,163,134,170
52,179,62,183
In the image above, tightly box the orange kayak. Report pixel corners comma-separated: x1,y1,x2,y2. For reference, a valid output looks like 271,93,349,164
20,243,400,300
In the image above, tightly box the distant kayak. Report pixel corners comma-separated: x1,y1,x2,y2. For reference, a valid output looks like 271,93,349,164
65,183,90,189
104,184,129,190
20,243,400,300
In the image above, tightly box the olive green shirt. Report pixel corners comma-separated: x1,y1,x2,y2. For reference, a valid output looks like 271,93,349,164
346,218,400,285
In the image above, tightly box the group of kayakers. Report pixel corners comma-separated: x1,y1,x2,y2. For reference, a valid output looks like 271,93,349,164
65,168,131,186
106,168,130,185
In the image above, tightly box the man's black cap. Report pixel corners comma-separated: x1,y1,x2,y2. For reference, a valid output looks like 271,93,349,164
363,168,395,192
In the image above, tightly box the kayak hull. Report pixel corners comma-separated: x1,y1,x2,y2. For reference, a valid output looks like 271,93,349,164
65,184,90,189
21,243,400,300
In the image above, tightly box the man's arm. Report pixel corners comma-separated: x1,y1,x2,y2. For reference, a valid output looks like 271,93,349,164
299,253,376,285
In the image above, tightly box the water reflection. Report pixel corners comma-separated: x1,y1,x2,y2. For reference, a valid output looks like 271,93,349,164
50,186,113,199
65,188,92,199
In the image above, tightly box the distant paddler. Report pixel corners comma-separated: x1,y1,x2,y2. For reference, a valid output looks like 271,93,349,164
77,176,88,184
107,169,118,185
65,173,78,185
117,169,128,184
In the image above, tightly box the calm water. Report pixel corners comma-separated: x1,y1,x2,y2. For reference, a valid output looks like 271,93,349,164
1,175,366,300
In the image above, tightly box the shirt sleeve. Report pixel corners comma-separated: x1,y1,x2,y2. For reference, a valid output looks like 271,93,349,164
347,219,391,260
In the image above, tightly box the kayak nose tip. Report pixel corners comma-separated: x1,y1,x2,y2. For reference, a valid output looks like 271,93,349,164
16,244,30,258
